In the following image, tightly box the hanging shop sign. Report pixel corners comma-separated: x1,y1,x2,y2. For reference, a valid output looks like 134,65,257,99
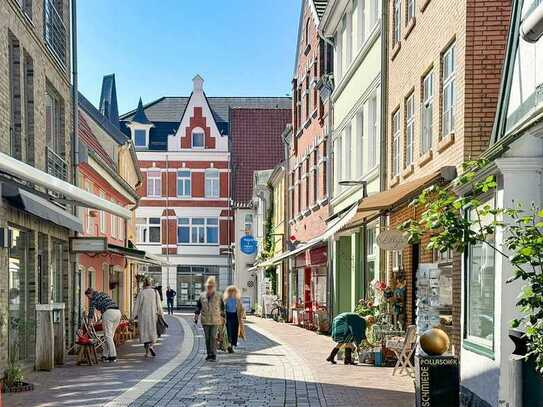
376,230,409,251
69,237,107,253
240,235,258,255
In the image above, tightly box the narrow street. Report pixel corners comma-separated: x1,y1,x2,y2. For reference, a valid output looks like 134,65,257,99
5,315,414,407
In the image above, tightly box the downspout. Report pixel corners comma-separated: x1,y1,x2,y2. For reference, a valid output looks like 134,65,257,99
379,0,389,284
318,30,335,323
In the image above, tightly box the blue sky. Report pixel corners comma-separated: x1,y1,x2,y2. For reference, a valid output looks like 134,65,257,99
77,0,300,115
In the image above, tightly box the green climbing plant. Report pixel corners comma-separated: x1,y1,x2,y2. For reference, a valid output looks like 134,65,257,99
399,159,543,373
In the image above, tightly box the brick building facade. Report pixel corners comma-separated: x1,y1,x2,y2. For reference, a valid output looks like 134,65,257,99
385,0,511,353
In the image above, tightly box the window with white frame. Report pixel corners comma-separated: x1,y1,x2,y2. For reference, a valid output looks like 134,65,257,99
177,170,191,198
367,226,377,282
137,217,161,243
393,0,401,45
368,93,378,168
85,180,93,234
133,129,147,148
356,111,364,178
178,217,218,245
336,23,343,82
392,110,401,177
356,0,366,47
407,0,415,22
205,168,220,198
405,94,415,166
147,170,161,197
111,199,118,239
343,124,352,182
421,71,433,154
99,190,106,233
370,0,379,29
192,130,205,148
442,43,456,136
345,11,353,67
244,214,253,233
466,199,496,351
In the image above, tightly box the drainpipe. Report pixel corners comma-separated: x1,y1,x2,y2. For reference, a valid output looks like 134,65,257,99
379,0,389,283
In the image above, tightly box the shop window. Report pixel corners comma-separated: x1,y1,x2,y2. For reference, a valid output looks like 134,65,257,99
441,43,456,137
392,250,403,271
147,171,161,197
466,201,495,352
421,70,434,154
177,170,191,198
367,227,378,282
205,168,219,198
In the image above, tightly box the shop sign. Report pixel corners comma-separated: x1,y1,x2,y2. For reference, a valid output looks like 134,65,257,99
240,235,258,255
415,355,459,407
69,237,107,253
376,230,409,251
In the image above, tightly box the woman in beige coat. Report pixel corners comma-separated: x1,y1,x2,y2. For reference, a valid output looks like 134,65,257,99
133,278,163,357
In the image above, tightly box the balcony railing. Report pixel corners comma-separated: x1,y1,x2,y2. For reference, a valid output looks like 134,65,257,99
46,146,67,181
44,0,66,65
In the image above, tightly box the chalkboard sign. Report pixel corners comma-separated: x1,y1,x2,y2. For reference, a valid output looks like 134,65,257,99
415,354,459,407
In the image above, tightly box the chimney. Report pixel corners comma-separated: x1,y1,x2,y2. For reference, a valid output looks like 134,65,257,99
192,74,204,92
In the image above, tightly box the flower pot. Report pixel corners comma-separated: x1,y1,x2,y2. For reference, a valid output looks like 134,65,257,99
2,382,34,393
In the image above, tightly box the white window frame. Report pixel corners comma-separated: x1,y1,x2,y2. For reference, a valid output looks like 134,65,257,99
99,190,106,233
111,198,118,239
147,170,162,198
177,170,191,198
442,43,456,137
137,217,161,244
205,168,220,198
370,0,379,30
421,70,434,154
85,180,93,234
356,111,364,178
393,0,401,45
345,10,353,67
405,94,415,166
343,124,352,182
368,93,378,169
392,110,401,177
178,217,219,245
407,0,415,22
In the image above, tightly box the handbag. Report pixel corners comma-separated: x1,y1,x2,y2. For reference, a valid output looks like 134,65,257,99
155,290,168,337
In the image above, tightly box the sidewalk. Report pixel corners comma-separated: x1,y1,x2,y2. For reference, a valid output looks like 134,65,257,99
249,316,415,407
3,315,184,407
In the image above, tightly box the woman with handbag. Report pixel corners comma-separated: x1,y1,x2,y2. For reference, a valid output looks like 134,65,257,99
133,277,164,357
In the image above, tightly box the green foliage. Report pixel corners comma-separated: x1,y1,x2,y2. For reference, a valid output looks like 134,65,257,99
398,159,543,373
260,198,275,262
4,364,24,387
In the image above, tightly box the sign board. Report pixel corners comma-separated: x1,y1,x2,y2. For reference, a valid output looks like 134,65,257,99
415,355,459,407
240,235,258,255
241,296,252,313
376,230,409,251
69,237,107,253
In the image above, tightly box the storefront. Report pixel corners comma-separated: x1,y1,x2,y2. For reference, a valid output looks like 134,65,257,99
176,265,220,307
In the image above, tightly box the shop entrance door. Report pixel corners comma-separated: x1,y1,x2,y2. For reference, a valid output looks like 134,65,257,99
177,273,204,307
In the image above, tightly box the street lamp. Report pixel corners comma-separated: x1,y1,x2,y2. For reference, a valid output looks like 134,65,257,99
339,180,368,198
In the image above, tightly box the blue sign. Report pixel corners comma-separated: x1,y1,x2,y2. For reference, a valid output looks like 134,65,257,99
240,235,258,255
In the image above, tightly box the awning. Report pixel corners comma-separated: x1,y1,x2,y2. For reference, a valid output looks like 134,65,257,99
107,244,165,266
252,203,359,269
0,151,131,219
2,182,83,232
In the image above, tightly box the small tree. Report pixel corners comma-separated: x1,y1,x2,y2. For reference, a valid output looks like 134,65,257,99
399,160,543,372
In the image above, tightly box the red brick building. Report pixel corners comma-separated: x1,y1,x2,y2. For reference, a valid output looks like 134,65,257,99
121,75,290,307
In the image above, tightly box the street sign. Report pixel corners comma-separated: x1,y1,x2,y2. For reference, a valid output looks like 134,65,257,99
376,229,409,251
240,235,258,255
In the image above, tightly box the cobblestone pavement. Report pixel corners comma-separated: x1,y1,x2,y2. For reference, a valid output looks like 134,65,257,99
3,313,415,407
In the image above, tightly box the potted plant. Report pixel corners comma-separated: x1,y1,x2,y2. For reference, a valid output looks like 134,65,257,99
2,319,34,393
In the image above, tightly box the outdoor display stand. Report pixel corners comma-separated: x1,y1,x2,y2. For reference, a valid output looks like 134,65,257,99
35,303,65,370
415,354,459,407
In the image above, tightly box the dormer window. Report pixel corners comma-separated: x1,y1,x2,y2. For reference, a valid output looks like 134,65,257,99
134,129,147,148
192,129,205,148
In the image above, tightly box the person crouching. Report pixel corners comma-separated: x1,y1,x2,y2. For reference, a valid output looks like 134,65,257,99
326,313,375,365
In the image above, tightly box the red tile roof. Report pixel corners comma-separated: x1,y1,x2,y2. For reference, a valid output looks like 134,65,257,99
78,112,116,169
230,108,291,204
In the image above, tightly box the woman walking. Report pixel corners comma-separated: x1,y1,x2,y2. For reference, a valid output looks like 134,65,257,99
194,276,223,361
223,286,245,353
326,312,375,365
133,277,163,357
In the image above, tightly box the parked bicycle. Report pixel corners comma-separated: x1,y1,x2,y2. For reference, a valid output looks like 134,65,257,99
269,297,287,322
